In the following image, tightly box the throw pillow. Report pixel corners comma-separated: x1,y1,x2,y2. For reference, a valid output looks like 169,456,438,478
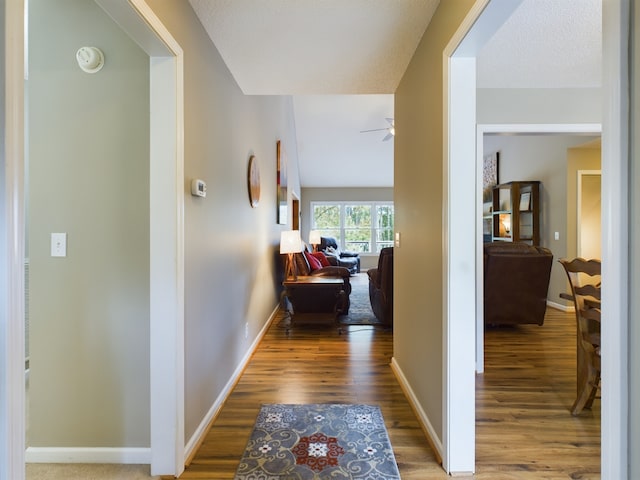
311,251,331,267
304,251,322,271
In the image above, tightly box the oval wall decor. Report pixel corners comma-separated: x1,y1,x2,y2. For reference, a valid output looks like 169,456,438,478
248,155,260,207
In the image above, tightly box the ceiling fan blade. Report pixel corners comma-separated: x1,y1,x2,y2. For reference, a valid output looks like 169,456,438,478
360,128,388,133
382,132,394,142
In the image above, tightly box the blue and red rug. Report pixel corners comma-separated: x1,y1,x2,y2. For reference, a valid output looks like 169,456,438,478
234,403,401,479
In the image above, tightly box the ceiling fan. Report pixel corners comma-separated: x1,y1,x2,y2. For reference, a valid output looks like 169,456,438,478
360,117,395,142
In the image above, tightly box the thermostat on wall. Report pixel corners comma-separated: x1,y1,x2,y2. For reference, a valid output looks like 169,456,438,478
191,179,207,197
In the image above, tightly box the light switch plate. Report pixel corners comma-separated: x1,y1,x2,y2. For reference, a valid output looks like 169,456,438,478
51,233,67,257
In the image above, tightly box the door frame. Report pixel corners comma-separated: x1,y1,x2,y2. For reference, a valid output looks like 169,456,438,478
576,169,602,258
2,1,26,479
2,0,187,477
475,124,601,374
446,0,628,477
86,1,186,475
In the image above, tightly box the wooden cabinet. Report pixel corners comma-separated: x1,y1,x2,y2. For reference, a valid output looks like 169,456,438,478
489,181,540,245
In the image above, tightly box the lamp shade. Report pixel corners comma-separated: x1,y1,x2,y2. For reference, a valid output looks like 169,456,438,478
280,230,303,254
308,230,321,245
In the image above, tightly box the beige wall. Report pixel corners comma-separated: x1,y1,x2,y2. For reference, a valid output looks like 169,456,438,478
394,0,475,444
28,0,299,450
139,0,300,443
563,145,601,310
477,88,601,124
301,187,393,270
566,145,602,260
28,0,151,446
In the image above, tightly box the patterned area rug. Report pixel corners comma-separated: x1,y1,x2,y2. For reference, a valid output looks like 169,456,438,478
234,404,401,480
338,273,383,326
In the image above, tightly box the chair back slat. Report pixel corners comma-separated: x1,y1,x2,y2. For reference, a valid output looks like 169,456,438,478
574,284,601,300
561,257,601,276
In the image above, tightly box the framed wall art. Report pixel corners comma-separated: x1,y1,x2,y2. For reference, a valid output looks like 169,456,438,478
247,155,260,208
483,151,500,203
276,140,288,224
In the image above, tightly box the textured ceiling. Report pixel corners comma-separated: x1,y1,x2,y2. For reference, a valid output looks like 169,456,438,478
188,0,440,95
477,0,602,88
188,0,602,188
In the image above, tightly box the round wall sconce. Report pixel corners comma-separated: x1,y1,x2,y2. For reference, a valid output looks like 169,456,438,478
76,47,105,73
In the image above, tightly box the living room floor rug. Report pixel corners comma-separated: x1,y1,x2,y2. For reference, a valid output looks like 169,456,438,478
338,273,384,326
234,403,401,480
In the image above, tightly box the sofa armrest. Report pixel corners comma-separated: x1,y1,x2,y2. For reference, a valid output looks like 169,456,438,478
367,268,381,288
311,266,351,279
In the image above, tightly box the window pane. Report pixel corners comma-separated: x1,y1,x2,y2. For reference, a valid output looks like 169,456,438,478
345,229,370,252
313,205,340,229
376,230,394,252
376,229,394,242
376,205,394,228
344,205,371,252
375,205,394,252
344,205,371,228
312,204,341,243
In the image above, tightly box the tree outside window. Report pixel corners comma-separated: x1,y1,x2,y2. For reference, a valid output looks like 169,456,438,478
376,205,394,252
344,205,371,252
312,204,341,242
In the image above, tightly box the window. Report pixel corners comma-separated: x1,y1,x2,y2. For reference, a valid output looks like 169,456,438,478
311,202,394,253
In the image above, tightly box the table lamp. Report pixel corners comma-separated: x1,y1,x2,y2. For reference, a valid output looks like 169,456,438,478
308,230,321,252
280,230,303,280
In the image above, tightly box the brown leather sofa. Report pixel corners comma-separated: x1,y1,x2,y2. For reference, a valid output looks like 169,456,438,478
483,242,553,326
367,247,393,325
290,251,352,315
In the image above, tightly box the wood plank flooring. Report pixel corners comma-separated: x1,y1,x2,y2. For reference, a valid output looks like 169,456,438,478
172,307,600,480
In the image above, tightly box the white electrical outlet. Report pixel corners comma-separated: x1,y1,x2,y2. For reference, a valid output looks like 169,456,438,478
245,323,249,339
554,231,560,240
51,233,67,257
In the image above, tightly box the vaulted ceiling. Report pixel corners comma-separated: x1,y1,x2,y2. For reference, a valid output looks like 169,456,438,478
188,0,602,188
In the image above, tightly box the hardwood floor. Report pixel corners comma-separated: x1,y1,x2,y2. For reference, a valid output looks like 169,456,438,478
173,307,600,479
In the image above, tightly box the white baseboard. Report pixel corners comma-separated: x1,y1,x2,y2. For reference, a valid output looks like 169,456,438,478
389,357,444,462
183,305,280,462
547,300,575,312
25,447,150,464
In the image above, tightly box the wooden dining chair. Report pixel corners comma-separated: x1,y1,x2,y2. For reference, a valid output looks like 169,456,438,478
559,258,601,415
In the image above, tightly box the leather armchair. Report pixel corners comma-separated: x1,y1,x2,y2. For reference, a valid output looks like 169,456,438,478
367,247,393,325
483,242,553,326
319,236,360,274
290,251,352,314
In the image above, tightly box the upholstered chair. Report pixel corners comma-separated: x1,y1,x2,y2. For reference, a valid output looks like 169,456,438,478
319,236,360,274
367,247,393,326
483,242,553,326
